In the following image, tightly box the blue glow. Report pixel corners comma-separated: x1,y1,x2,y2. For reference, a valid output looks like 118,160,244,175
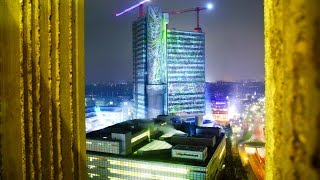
116,0,151,17
94,106,101,113
203,119,213,124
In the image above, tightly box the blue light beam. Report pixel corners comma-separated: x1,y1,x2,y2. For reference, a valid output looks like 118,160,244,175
116,0,151,17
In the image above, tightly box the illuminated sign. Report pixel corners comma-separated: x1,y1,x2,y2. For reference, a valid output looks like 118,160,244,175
175,152,199,157
172,149,204,160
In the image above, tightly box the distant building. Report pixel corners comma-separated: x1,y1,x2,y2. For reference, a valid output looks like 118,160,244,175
86,117,226,180
133,6,205,119
211,100,229,126
85,106,129,133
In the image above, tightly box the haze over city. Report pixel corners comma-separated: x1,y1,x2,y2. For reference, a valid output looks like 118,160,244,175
85,0,264,82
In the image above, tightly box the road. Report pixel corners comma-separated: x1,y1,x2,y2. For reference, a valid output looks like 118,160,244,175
238,142,265,180
247,152,265,180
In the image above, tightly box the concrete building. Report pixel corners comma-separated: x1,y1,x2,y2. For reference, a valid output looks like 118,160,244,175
86,118,226,179
133,6,205,119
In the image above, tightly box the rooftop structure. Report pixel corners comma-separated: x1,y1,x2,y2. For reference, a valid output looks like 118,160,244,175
86,116,226,179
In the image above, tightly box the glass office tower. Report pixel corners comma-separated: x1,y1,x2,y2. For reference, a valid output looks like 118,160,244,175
133,6,168,119
167,30,206,115
133,6,205,119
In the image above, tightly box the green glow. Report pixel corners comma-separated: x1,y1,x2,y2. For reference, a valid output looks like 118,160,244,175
131,130,149,143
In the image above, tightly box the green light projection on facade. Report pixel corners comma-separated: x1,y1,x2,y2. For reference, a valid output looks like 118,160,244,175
167,30,206,115
147,6,167,84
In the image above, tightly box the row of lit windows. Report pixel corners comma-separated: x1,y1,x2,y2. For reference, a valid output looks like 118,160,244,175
135,99,146,105
168,103,204,108
167,46,204,50
168,79,204,83
87,155,208,179
168,76,205,81
168,71,204,75
133,57,146,65
169,109,205,114
167,49,204,55
168,89,205,94
168,75,204,79
134,61,146,66
134,45,146,53
167,42,204,47
168,88,204,94
168,32,204,38
169,99,205,105
135,65,145,71
167,54,204,59
168,94,205,99
133,30,146,38
134,51,147,58
167,37,204,42
167,59,204,63
168,73,204,77
133,37,146,45
86,140,120,154
168,64,205,68
134,49,146,56
168,67,204,71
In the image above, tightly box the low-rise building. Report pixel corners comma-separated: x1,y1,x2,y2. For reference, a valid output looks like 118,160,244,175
86,118,226,180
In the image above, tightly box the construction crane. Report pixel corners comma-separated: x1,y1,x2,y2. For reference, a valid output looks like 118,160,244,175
166,3,214,32
116,0,151,17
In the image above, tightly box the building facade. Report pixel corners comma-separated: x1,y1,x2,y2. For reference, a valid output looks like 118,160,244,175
133,6,205,119
167,30,205,115
86,119,226,180
87,155,207,180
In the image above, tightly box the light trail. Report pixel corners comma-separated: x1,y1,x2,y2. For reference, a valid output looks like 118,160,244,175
116,0,151,17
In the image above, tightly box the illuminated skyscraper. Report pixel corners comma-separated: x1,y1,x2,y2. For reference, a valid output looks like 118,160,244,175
133,6,205,119
167,30,205,116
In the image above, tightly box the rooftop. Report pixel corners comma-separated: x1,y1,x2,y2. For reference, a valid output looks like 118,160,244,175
88,133,224,167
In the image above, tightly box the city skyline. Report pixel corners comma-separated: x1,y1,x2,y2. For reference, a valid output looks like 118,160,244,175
85,0,264,83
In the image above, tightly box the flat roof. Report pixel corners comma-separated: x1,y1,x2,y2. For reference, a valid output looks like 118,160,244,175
87,133,225,167
86,119,226,167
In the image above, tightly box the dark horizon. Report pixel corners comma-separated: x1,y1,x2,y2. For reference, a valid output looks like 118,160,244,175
85,0,264,83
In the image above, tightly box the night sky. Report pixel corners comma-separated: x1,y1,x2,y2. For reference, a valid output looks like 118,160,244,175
85,0,264,83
